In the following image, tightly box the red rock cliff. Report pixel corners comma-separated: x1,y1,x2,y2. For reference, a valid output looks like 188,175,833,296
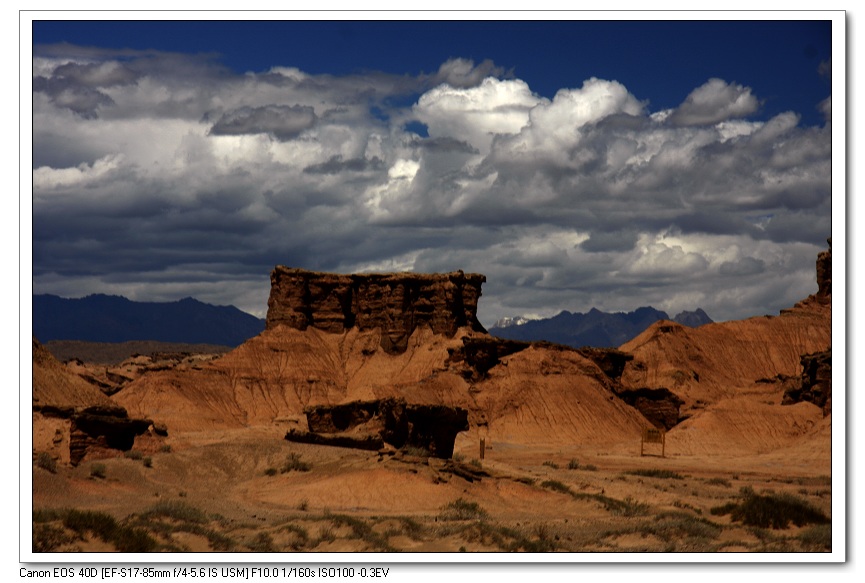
266,267,487,353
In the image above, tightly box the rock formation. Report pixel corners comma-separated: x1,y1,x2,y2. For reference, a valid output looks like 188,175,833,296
33,338,162,466
817,238,831,300
783,349,832,417
286,398,469,458
266,268,486,353
615,388,684,431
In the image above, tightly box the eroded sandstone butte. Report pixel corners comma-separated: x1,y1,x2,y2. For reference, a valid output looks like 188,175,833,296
266,268,486,353
33,338,164,466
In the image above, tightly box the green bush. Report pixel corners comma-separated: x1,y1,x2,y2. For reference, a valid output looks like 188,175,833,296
142,457,152,468
247,532,277,552
567,459,580,470
33,508,63,523
142,501,209,524
540,480,572,494
542,460,559,469
403,445,430,457
64,509,118,536
439,498,488,521
280,453,311,473
90,463,107,479
799,524,832,550
62,508,157,552
33,523,76,552
710,491,830,529
609,496,650,517
624,468,684,480
124,450,143,461
36,452,57,474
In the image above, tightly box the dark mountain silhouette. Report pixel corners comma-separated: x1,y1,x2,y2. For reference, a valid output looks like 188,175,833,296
33,294,265,347
489,306,712,348
672,308,713,328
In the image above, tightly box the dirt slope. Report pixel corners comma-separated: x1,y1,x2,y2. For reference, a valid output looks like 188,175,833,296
113,325,649,448
33,338,116,411
619,301,830,411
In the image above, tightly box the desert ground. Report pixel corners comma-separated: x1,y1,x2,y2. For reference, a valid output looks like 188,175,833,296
31,253,833,554
32,420,831,553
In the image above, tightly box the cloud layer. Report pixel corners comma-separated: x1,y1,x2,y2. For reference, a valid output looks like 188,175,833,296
31,46,832,325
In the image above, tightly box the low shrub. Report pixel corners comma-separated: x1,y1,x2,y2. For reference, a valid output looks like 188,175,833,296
567,459,580,470
706,477,732,488
36,452,57,474
624,468,684,480
142,501,209,524
327,513,393,550
403,445,430,457
799,524,832,550
124,450,143,461
280,453,311,473
33,523,76,552
540,480,572,494
542,460,559,469
33,508,63,523
247,532,277,552
90,463,107,479
710,491,829,529
62,509,157,552
609,496,650,517
439,498,488,521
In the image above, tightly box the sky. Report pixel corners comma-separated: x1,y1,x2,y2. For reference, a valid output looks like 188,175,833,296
29,17,837,326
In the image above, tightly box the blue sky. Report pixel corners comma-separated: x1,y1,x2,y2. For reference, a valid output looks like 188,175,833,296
33,20,831,125
30,17,837,325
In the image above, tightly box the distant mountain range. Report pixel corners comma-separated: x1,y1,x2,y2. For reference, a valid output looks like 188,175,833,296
33,294,266,347
489,307,713,348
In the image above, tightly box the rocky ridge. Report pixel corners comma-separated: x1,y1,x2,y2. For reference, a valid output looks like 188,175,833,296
106,241,831,459
33,338,165,465
266,268,486,353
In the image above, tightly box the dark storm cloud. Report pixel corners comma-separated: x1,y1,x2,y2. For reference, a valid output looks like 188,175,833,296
303,156,385,175
32,44,832,323
579,230,640,253
33,75,115,118
209,105,318,141
719,256,766,276
415,137,479,155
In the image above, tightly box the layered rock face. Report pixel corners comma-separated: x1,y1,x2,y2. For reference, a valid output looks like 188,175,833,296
267,268,486,353
783,349,832,416
616,388,684,431
817,238,831,300
286,398,469,458
33,338,163,465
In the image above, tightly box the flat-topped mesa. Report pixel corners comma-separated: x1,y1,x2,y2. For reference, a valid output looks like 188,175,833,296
816,238,831,300
266,267,487,353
